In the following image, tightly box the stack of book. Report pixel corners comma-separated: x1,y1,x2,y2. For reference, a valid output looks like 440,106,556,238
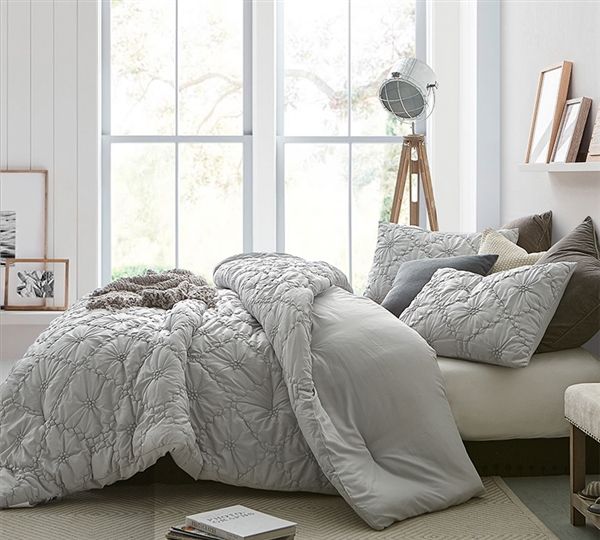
166,505,297,540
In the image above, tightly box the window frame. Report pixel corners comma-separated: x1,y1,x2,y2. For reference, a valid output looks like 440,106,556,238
101,0,253,284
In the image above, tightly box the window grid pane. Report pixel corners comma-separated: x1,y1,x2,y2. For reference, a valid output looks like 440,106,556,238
111,143,176,279
284,144,350,276
178,143,244,282
110,0,175,136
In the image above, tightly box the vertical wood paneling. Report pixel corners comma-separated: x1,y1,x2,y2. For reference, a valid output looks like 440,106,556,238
77,0,99,296
31,0,54,257
1,0,101,308
0,1,8,169
6,0,31,167
53,0,79,302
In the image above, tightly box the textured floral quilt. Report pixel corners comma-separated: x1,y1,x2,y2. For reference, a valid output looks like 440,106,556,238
0,253,482,529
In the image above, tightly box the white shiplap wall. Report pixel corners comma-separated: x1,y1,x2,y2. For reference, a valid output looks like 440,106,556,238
0,0,99,301
0,0,99,365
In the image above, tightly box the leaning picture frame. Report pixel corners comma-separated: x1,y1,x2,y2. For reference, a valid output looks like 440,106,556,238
587,110,600,162
3,258,69,311
525,61,572,164
0,169,48,308
551,97,592,163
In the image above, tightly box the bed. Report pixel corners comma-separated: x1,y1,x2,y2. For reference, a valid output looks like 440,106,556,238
0,253,483,530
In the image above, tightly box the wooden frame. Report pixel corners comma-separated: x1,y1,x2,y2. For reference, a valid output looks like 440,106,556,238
0,169,49,259
525,61,572,164
3,258,69,311
570,424,600,529
551,97,592,163
587,110,600,162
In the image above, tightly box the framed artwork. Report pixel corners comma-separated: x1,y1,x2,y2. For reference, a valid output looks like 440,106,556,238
587,110,600,162
551,97,592,163
525,61,572,164
0,169,48,308
2,258,69,311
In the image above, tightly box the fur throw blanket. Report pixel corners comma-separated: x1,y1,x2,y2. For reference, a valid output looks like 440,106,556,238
87,269,217,310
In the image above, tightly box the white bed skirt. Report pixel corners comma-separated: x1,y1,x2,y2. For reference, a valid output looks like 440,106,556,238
437,348,600,441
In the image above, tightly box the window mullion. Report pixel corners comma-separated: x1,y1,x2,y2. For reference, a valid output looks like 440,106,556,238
174,0,180,267
347,0,352,284
251,0,277,253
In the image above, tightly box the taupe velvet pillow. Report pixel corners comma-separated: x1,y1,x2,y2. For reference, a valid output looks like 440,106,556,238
504,211,552,253
536,216,600,353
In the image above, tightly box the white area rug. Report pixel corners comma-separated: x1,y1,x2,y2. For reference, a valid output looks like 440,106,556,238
0,477,557,539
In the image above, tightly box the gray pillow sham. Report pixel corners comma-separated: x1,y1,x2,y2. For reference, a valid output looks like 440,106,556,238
536,216,600,352
399,262,576,368
381,254,499,317
363,222,519,303
503,210,553,253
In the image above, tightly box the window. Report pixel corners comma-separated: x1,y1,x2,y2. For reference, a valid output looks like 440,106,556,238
103,0,251,281
103,0,419,291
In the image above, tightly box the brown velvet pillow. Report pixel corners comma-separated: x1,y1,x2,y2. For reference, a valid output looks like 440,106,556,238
536,216,600,353
503,211,552,253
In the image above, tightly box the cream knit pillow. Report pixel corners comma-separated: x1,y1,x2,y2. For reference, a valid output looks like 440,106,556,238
479,229,545,273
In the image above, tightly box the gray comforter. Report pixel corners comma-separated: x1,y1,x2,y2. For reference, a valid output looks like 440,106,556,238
0,253,483,529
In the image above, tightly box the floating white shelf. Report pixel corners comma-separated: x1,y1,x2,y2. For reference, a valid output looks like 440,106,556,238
0,310,63,326
519,162,600,173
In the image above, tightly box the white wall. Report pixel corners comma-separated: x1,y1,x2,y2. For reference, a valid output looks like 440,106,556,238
0,0,99,364
501,0,600,355
501,1,600,237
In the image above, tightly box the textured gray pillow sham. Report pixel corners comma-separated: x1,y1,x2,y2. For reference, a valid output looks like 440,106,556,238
398,262,576,368
363,222,519,303
381,254,499,317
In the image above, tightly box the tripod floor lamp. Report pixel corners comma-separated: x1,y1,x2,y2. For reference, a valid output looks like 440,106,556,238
379,58,439,231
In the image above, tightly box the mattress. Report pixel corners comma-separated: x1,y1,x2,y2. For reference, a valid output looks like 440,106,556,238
437,348,600,441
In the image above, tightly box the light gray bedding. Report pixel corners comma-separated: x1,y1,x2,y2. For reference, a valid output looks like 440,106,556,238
0,253,482,529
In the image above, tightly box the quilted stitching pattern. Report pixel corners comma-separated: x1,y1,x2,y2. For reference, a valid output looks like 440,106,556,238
399,262,576,368
363,222,519,303
0,255,352,508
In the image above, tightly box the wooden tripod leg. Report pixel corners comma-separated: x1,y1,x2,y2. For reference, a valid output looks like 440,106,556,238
416,141,439,231
390,141,411,223
409,146,419,226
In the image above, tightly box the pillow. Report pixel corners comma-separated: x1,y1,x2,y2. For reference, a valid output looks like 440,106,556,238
399,262,576,368
381,254,499,317
478,229,545,273
503,211,553,253
363,222,519,303
536,216,600,352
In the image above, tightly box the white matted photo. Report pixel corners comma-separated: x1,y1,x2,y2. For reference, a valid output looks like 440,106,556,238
0,170,48,307
2,258,69,311
525,62,572,164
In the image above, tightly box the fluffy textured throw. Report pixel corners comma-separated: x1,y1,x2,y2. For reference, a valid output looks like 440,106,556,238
87,269,217,310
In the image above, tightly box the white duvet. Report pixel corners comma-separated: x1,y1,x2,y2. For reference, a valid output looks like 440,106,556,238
0,253,482,528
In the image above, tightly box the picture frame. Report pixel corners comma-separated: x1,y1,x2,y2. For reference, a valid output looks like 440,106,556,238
587,110,600,162
525,61,572,164
551,97,592,163
2,258,69,311
0,169,48,308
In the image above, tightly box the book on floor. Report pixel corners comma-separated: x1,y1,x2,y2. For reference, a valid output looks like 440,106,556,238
166,524,222,540
184,504,297,540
